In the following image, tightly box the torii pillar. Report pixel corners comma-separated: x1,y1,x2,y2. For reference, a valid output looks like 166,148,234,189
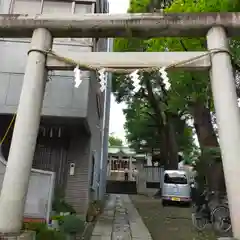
207,26,240,238
0,28,52,234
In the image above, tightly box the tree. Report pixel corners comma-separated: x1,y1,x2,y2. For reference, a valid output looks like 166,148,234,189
147,0,240,191
113,0,196,169
108,135,123,146
124,97,195,162
113,0,240,190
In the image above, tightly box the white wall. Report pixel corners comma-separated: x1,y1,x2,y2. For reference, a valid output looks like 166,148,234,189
0,149,55,222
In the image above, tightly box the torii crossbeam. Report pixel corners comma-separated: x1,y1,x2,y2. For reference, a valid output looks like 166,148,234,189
0,12,240,37
0,13,239,239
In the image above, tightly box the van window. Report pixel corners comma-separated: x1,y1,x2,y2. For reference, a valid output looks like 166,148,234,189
164,173,188,184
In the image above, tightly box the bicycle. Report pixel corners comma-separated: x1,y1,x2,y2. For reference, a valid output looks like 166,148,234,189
191,189,231,233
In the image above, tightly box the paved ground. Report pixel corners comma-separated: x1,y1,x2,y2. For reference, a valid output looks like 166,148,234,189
91,194,232,240
91,194,152,240
130,194,221,240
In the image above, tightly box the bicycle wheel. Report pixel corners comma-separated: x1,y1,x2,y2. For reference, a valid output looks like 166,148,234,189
192,212,208,231
211,205,232,233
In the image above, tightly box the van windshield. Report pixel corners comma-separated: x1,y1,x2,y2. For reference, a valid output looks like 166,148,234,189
164,173,188,184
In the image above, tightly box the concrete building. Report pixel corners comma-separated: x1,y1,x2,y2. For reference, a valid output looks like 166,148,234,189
0,0,109,215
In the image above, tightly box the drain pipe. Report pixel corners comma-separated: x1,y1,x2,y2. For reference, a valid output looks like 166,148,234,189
99,37,113,199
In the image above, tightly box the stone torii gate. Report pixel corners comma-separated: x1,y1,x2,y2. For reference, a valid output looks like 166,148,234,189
0,12,239,238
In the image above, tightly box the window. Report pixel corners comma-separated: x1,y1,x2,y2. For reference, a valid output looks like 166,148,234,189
164,173,188,185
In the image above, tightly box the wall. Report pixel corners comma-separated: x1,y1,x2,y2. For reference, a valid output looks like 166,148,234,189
144,167,164,184
0,0,108,213
0,114,91,215
33,126,70,191
85,71,103,201
0,0,95,118
85,1,109,201
64,133,91,214
0,146,55,222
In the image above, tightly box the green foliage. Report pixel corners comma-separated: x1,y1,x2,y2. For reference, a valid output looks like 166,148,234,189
23,222,66,240
113,0,240,162
60,215,85,235
113,0,199,158
202,146,221,162
128,0,149,12
192,146,222,191
51,215,65,225
147,0,240,113
108,135,123,146
23,222,46,234
36,229,65,240
52,194,76,214
124,97,195,155
166,0,240,12
124,105,160,151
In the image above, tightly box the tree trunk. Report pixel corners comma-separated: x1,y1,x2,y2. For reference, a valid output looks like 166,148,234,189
191,101,225,192
144,78,179,169
165,121,179,170
159,128,170,167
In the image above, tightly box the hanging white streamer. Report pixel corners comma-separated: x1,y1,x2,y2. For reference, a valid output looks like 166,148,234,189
129,70,141,92
98,68,107,92
159,66,171,90
72,65,171,92
73,65,82,88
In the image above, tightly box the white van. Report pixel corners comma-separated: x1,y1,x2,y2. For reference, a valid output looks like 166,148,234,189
161,170,191,206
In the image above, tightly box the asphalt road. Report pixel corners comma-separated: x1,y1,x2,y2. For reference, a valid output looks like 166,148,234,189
130,195,218,240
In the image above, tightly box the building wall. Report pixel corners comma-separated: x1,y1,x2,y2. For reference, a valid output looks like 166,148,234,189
85,0,109,201
0,0,108,213
0,0,95,118
33,126,70,191
64,133,91,214
85,72,103,201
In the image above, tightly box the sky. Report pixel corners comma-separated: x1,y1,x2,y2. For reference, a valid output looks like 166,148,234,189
108,0,129,142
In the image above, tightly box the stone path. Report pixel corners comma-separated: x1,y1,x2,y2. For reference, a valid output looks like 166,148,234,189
91,194,152,240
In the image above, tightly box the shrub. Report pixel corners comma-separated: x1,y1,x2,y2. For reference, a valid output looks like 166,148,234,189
52,198,76,214
60,215,85,235
36,229,65,240
23,222,66,240
51,215,65,226
52,188,76,214
23,222,46,234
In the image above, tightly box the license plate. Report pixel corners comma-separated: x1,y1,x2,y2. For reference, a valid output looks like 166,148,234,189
171,197,180,201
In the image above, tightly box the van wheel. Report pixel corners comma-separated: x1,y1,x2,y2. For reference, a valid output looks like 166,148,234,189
162,200,168,207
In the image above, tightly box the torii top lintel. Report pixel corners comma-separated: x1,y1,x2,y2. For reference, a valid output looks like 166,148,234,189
0,12,240,38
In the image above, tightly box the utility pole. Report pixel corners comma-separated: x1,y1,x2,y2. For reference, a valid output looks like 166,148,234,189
0,28,52,234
